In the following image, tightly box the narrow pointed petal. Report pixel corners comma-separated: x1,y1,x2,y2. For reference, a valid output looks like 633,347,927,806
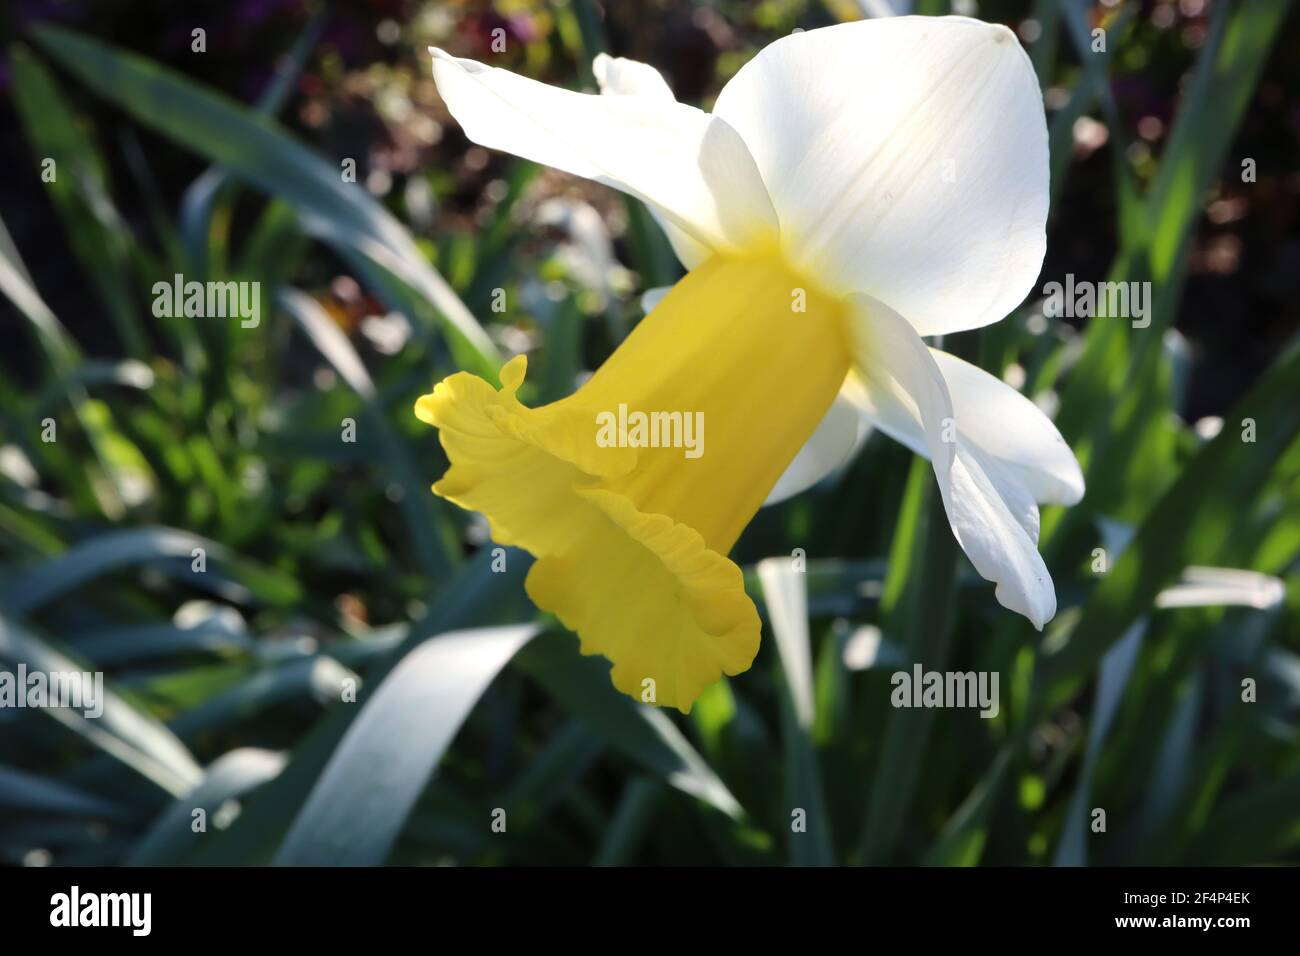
592,53,713,269
929,351,1083,505
430,48,778,256
850,349,1084,507
592,53,675,100
712,16,1049,335
848,296,1057,629
763,390,866,506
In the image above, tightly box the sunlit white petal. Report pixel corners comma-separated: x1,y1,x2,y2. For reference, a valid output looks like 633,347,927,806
930,351,1083,505
848,296,1056,628
764,391,868,506
712,16,1049,335
430,48,778,256
592,53,714,269
593,53,675,100
851,349,1084,507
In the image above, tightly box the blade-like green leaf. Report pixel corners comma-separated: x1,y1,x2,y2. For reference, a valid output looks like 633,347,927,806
168,656,357,742
0,526,301,614
0,613,202,796
179,9,326,272
273,624,541,866
1036,342,1300,717
31,24,500,379
192,548,532,864
593,778,665,866
859,461,960,864
757,557,834,865
278,287,457,581
0,765,132,820
8,44,147,357
1052,619,1146,867
127,748,288,866
515,632,746,821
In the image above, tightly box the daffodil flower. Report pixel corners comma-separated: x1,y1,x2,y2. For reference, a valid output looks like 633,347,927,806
416,16,1084,712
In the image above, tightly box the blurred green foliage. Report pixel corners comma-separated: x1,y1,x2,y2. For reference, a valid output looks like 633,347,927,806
0,0,1297,866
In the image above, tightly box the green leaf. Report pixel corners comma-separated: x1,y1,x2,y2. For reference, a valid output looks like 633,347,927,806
273,624,541,865
179,10,326,272
0,765,132,820
278,288,457,582
1035,342,1300,717
191,547,532,864
593,778,665,866
0,526,301,614
1186,769,1300,865
1145,0,1290,288
504,720,606,826
515,632,746,821
1059,3,1141,234
924,748,1012,867
168,656,357,742
31,24,501,380
9,44,148,357
757,558,834,865
1052,619,1146,866
0,613,203,796
859,460,960,864
128,748,288,866
70,617,252,667
0,212,134,516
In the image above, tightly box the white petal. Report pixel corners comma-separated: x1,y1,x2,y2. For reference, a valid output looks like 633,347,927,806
640,286,672,313
929,351,1083,505
591,54,713,269
712,17,1049,335
944,444,1054,627
593,53,675,100
852,349,1084,507
1155,567,1285,611
430,48,777,256
763,391,868,506
848,295,1057,629
653,215,713,270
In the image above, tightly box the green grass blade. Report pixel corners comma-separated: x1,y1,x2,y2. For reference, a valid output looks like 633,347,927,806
593,778,665,866
0,211,78,372
503,720,606,827
859,461,960,864
179,9,326,272
168,656,357,742
273,624,540,866
8,44,149,358
31,24,501,379
278,288,458,582
127,748,288,866
1052,618,1146,866
1145,0,1290,290
923,747,1012,867
757,558,834,865
0,765,132,820
1035,341,1300,717
0,613,203,796
515,632,746,821
0,526,301,614
191,547,532,864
